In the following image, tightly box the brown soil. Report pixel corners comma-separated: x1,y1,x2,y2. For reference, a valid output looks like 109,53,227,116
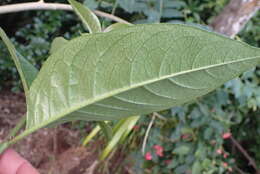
0,91,93,173
0,91,133,174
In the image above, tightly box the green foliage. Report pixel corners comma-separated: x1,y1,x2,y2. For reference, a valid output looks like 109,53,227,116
0,10,85,90
50,37,69,54
0,28,38,92
23,24,260,136
117,0,186,22
0,1,260,173
130,96,237,173
129,68,260,174
239,12,260,47
103,23,132,32
100,116,139,160
69,0,102,33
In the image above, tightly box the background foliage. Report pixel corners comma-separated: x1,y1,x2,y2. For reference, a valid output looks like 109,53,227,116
0,0,259,173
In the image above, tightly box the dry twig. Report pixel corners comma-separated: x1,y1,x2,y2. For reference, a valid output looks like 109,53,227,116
0,1,130,24
230,136,260,173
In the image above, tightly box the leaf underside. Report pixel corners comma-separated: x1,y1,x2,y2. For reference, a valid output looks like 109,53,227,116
26,24,260,132
50,37,69,54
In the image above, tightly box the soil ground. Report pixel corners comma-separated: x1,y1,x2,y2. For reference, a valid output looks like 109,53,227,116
0,91,132,174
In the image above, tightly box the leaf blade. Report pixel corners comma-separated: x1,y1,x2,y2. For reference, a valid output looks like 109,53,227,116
98,121,113,141
68,0,101,33
50,37,69,54
26,24,260,134
104,23,132,32
100,116,139,160
0,28,38,93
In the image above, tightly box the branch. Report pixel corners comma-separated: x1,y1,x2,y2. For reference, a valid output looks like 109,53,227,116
0,1,130,24
230,136,259,173
211,0,260,38
142,114,156,155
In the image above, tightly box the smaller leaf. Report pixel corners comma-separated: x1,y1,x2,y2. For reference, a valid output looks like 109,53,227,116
98,121,113,141
17,52,38,88
162,9,183,18
50,37,69,54
192,161,202,174
202,158,211,168
119,116,139,143
0,28,38,94
167,160,179,169
164,1,186,8
104,23,132,32
180,127,193,134
83,0,98,9
82,125,101,146
68,0,101,33
173,145,190,155
100,116,139,160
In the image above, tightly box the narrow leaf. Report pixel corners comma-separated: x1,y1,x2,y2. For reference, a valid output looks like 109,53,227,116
119,116,139,143
82,125,101,146
0,29,39,153
100,116,139,160
98,121,113,141
192,161,202,174
0,28,38,93
68,0,101,33
16,24,260,143
173,145,190,155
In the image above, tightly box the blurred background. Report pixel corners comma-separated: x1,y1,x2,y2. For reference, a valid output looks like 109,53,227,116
0,0,259,174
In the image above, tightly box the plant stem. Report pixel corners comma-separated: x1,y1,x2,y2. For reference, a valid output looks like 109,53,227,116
0,2,130,24
82,126,101,146
142,114,156,155
1,124,40,153
111,0,118,15
0,116,26,154
6,116,26,140
230,136,259,172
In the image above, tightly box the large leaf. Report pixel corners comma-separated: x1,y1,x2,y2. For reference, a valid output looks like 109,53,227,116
0,28,38,93
50,37,69,54
25,24,260,136
104,23,132,32
68,0,101,33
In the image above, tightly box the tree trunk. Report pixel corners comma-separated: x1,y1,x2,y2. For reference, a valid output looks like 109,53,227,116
211,0,259,38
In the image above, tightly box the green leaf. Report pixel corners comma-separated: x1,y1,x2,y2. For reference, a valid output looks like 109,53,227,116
12,24,260,144
68,0,101,33
98,121,113,141
118,116,139,143
192,161,202,174
173,145,191,155
100,116,139,160
162,9,183,18
0,142,8,154
0,28,38,94
82,124,101,146
202,158,212,168
167,160,179,169
104,23,132,32
50,37,69,54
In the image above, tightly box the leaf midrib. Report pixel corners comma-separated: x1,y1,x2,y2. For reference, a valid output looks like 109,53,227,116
26,54,260,133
